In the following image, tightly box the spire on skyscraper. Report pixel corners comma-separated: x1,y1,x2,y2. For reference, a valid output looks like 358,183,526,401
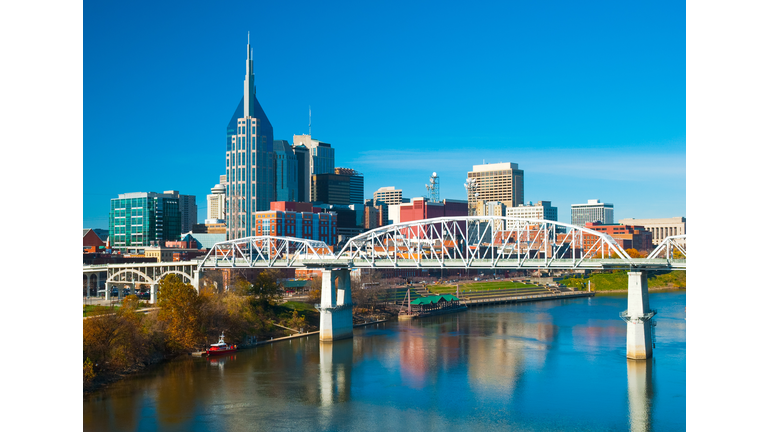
244,32,254,117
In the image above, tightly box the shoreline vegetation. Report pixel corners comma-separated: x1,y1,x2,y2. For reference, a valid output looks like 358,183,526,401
83,271,394,395
84,269,684,395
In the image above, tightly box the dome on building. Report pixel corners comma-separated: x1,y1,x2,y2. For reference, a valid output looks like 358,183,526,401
211,184,226,194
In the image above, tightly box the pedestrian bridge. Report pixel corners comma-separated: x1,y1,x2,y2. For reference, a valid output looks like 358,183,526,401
83,216,686,359
197,216,686,271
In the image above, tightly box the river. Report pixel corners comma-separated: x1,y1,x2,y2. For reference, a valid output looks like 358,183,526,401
84,291,686,431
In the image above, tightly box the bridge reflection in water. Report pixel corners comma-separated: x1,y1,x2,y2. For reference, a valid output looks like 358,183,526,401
628,360,654,432
83,292,685,431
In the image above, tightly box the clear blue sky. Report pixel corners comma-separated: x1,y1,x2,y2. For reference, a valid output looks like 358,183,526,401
83,0,685,229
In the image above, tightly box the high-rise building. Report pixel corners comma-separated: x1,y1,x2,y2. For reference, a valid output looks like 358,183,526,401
312,173,351,205
292,144,310,202
293,134,334,200
373,186,403,206
571,199,614,227
467,162,524,212
273,140,299,202
207,183,226,221
225,35,275,239
109,192,181,251
335,168,363,205
163,190,197,233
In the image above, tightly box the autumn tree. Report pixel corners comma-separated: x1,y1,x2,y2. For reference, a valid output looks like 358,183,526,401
157,274,205,352
308,276,322,304
286,310,308,332
249,270,282,304
83,294,148,372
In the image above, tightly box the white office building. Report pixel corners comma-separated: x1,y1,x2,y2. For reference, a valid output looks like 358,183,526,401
571,199,613,227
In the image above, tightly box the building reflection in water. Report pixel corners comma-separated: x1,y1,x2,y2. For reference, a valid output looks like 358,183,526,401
627,359,654,432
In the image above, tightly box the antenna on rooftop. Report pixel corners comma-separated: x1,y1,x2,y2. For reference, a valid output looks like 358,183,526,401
309,105,312,136
425,172,440,203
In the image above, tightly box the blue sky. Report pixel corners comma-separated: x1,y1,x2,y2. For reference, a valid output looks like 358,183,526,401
83,0,685,228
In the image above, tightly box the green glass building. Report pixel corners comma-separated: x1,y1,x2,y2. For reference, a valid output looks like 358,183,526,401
109,192,181,251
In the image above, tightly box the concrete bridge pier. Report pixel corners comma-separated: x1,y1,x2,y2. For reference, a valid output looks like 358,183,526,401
317,268,353,342
623,271,656,359
105,282,112,301
150,283,159,304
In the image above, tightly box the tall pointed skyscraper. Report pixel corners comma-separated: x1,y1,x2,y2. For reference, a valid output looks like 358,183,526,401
225,33,275,240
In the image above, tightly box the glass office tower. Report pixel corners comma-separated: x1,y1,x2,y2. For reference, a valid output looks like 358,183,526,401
108,192,181,251
225,35,275,240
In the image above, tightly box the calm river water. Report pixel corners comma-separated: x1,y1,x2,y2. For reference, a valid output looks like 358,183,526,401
84,291,686,431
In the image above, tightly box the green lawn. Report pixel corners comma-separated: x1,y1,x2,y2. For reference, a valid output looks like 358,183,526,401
560,270,686,291
82,305,118,317
430,281,538,294
273,301,320,327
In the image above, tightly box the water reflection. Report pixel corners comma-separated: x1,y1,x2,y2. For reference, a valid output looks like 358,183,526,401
319,339,353,406
627,360,654,432
83,293,685,431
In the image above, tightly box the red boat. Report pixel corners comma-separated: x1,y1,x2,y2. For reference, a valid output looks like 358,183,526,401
206,333,237,356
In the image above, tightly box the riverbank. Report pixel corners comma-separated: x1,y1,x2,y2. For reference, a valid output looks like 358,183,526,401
593,286,686,294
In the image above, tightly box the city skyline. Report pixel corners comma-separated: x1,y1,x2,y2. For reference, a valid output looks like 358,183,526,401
83,0,685,229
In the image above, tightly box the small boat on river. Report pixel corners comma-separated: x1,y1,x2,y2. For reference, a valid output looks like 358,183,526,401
206,333,237,356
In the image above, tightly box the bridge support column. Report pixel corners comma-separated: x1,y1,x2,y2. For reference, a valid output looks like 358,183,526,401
192,270,200,293
130,282,136,297
150,283,159,304
316,269,353,343
105,282,111,301
623,271,655,360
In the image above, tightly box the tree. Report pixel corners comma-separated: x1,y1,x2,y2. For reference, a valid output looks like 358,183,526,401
248,270,282,304
307,276,322,304
286,310,308,332
157,274,205,352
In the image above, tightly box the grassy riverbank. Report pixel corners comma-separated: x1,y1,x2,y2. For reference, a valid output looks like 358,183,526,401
560,270,686,292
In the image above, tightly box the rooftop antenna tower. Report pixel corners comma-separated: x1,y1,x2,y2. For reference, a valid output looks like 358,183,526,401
309,105,311,136
425,172,440,203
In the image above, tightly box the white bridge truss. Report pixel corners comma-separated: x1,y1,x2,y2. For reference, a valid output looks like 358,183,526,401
198,235,334,268
647,235,686,260
197,217,686,271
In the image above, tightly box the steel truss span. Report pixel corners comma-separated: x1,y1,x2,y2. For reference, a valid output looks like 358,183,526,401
199,218,686,271
199,235,335,268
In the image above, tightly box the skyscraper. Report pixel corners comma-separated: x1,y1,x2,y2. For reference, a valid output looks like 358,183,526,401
207,183,226,221
466,162,524,213
163,190,197,233
225,35,275,239
293,134,334,200
273,140,298,202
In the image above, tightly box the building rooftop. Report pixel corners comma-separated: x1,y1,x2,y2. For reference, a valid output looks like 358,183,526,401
471,162,518,172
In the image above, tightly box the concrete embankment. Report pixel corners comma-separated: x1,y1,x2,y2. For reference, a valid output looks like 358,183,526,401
191,319,388,356
463,291,594,307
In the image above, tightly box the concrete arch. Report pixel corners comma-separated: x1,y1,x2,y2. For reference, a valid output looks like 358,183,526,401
107,269,154,285
154,270,193,284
